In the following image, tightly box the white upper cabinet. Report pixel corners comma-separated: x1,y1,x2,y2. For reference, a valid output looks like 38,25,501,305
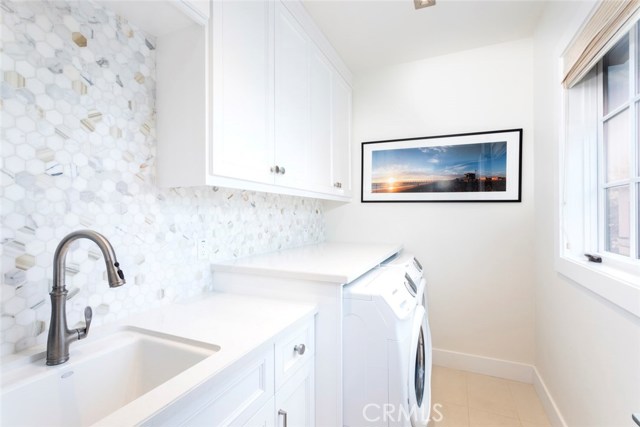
274,3,311,188
309,48,334,194
156,0,353,201
211,0,274,184
331,72,352,196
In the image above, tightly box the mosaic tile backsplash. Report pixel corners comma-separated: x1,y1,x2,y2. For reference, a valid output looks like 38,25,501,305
0,0,325,356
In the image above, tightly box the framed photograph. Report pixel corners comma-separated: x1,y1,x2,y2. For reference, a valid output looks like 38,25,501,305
361,129,522,203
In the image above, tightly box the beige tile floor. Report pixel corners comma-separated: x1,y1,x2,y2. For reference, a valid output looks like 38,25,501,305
430,366,551,427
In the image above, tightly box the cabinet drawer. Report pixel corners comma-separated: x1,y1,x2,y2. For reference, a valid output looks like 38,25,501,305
274,319,315,390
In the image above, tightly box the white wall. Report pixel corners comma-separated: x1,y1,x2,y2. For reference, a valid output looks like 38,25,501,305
533,2,640,426
325,39,536,364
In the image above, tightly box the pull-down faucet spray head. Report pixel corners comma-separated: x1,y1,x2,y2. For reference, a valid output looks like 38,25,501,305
106,261,125,288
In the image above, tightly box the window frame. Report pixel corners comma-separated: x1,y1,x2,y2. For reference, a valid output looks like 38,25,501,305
558,20,640,319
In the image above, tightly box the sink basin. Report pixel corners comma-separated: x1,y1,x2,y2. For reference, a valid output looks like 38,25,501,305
1,327,219,427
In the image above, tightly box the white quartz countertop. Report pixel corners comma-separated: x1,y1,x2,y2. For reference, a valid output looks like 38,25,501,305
1,292,316,427
211,241,402,284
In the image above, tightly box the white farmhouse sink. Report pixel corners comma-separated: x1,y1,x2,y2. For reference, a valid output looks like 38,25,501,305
1,327,219,427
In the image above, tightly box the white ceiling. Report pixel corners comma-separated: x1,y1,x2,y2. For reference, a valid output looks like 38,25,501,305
301,0,548,73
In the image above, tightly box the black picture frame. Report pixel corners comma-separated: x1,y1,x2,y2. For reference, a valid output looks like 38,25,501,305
361,129,523,203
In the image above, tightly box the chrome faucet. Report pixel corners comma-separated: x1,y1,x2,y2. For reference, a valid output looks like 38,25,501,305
46,230,125,366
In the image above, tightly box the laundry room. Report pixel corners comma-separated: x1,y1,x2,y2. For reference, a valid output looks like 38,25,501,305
1,0,639,427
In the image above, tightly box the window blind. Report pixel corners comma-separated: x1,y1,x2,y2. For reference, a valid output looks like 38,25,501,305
563,0,640,88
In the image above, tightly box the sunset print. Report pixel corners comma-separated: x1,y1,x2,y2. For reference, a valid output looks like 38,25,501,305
371,141,507,193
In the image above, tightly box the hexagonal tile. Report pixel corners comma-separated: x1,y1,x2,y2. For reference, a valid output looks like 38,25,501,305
4,157,25,175
63,15,80,32
45,187,65,202
15,60,36,79
3,297,26,316
35,14,53,32
15,254,35,271
15,143,35,161
25,77,45,95
35,93,54,110
15,87,36,105
35,41,54,59
54,72,72,90
2,111,16,129
35,72,54,91
25,158,45,175
16,116,35,132
4,127,23,145
4,324,27,344
4,98,26,116
1,315,15,333
4,71,25,88
26,266,45,282
15,309,35,326
45,110,63,126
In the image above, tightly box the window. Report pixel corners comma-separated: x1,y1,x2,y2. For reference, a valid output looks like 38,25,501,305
561,20,640,316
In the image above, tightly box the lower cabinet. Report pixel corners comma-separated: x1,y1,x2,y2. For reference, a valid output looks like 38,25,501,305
236,397,275,427
238,358,314,427
142,319,315,427
275,359,315,427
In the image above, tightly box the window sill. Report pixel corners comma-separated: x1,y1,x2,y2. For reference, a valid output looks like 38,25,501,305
556,255,640,318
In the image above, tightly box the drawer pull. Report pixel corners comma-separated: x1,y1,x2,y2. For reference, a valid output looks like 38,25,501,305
270,165,287,175
278,409,288,427
294,343,306,355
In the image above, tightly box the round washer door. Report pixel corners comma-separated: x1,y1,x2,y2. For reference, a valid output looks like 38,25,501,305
408,304,432,427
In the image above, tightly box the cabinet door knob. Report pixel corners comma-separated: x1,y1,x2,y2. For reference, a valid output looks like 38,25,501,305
279,166,286,175
270,165,279,174
294,343,306,355
334,182,342,189
278,409,288,427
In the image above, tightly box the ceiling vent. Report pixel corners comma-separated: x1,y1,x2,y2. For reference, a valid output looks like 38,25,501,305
414,0,436,9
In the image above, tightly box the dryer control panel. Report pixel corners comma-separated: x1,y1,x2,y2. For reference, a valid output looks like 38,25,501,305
382,252,427,307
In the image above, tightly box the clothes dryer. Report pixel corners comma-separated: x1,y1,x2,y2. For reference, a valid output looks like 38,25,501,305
381,253,427,308
343,264,431,427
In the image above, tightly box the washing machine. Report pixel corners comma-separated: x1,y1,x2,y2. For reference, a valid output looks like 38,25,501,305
343,259,432,427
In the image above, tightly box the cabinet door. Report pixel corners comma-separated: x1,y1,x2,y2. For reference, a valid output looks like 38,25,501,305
144,346,274,427
274,2,310,189
212,1,274,183
331,72,352,196
308,47,333,194
275,360,314,427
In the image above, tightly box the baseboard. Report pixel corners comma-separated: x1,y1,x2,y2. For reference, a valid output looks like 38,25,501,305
432,348,534,383
532,367,568,427
432,348,567,427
